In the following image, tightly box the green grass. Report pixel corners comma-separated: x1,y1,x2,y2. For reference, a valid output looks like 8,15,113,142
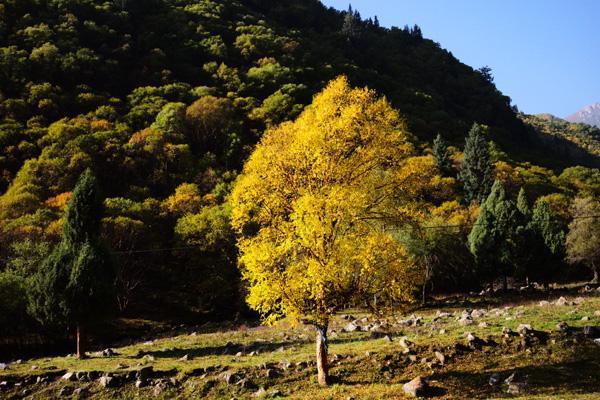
2,292,600,399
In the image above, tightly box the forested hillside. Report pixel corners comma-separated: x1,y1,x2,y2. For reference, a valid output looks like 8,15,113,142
1,0,599,336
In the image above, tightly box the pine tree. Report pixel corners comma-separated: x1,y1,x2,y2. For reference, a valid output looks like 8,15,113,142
528,201,565,288
29,169,114,359
432,133,452,174
458,123,494,204
342,4,361,39
468,180,518,291
514,188,534,282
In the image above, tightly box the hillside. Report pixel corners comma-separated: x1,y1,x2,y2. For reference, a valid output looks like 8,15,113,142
1,0,600,332
566,103,600,127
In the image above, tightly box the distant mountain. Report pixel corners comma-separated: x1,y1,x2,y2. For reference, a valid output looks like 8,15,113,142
566,103,600,127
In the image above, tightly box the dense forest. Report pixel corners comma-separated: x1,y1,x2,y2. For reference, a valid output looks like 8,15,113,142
1,0,600,351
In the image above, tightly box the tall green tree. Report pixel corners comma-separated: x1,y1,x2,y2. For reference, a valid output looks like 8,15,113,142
458,123,494,204
432,133,452,174
528,201,566,287
566,197,600,283
468,180,518,290
29,169,114,358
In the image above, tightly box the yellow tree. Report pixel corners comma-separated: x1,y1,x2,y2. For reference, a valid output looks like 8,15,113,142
230,77,429,386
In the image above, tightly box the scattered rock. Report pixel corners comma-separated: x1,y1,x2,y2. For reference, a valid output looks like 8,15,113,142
62,372,76,381
137,366,153,381
99,375,117,388
505,372,529,394
538,300,550,306
555,297,570,306
581,316,590,322
115,363,128,370
265,369,278,379
594,339,600,347
0,363,9,371
434,351,446,365
403,376,428,397
58,387,72,396
73,388,86,397
458,316,474,326
594,310,600,317
178,354,190,361
343,322,359,332
478,321,489,328
135,379,146,388
102,348,116,357
517,324,532,335
153,381,167,396
489,373,503,386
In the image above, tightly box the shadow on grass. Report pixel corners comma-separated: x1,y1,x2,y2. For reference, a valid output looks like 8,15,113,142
134,336,363,360
434,357,600,399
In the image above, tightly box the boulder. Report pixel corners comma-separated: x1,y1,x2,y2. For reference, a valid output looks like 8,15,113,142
178,354,190,361
489,373,503,386
458,316,474,326
403,376,428,397
538,300,550,306
153,382,167,396
555,297,570,306
517,324,533,335
434,351,446,365
102,348,116,357
594,338,600,347
62,372,76,381
343,322,359,332
99,375,117,388
504,372,528,394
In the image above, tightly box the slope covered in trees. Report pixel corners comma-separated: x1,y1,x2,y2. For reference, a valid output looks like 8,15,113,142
1,0,599,337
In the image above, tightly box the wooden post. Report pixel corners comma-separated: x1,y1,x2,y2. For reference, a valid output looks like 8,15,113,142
76,325,84,359
315,324,329,387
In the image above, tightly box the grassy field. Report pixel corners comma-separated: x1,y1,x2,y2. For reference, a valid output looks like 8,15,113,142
2,290,600,399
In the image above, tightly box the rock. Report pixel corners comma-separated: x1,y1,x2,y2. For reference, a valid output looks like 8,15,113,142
594,339,600,347
153,382,167,396
343,322,359,332
594,310,600,317
582,316,590,322
489,373,503,386
403,376,428,397
252,387,267,398
505,372,528,385
102,348,116,357
62,372,76,381
538,300,550,306
555,296,570,306
439,329,446,334
58,387,73,396
143,341,154,345
135,379,146,388
508,381,528,394
458,316,473,326
517,324,533,335
143,355,155,362
478,322,489,328
236,378,256,389
73,388,86,397
178,354,190,361
434,351,446,365
221,372,240,385
99,375,117,388
555,322,570,333
0,363,10,371
115,363,128,370
265,369,278,379
408,355,418,362
399,336,412,349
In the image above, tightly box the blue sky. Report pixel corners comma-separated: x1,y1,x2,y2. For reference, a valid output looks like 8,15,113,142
321,0,600,117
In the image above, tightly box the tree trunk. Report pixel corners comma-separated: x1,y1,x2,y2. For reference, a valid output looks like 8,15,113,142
76,325,85,359
502,275,508,292
592,265,599,284
315,324,329,387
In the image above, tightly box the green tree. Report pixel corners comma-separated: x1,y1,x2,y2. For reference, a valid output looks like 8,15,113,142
566,197,600,283
468,180,518,290
29,169,114,358
432,133,452,174
458,123,494,204
528,200,566,287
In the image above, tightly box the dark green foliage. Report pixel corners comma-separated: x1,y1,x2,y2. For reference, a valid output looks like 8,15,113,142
459,123,494,204
28,170,114,328
527,201,566,284
468,180,518,286
432,133,452,174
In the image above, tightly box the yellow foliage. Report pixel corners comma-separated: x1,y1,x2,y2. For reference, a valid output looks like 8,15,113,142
45,192,71,211
162,183,202,216
231,76,437,327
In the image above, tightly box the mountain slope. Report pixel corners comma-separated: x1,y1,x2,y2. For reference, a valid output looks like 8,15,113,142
566,103,600,127
0,0,598,322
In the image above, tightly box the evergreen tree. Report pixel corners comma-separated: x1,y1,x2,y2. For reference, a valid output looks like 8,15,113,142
468,180,518,291
514,188,534,282
432,133,452,174
29,169,114,358
528,201,565,287
342,4,361,39
458,123,494,204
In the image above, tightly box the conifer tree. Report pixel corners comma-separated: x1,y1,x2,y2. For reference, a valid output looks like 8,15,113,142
468,180,518,290
528,201,565,288
29,169,114,358
458,123,494,204
432,133,452,174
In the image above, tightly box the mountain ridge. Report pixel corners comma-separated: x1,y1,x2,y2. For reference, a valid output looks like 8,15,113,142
566,103,600,127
